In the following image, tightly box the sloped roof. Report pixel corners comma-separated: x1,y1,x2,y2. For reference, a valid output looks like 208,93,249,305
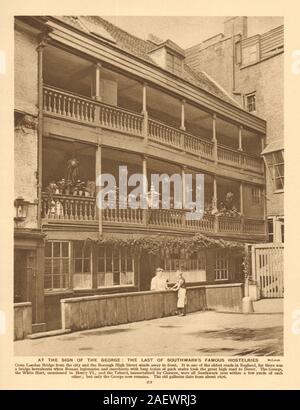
55,16,241,107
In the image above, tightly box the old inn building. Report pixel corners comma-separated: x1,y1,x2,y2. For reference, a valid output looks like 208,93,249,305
14,16,267,332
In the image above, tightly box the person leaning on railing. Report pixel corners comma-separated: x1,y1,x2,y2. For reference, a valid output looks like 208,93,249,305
171,270,187,316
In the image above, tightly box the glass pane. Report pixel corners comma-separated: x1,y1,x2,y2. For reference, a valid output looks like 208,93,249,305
127,257,133,272
83,258,90,273
53,242,60,257
275,178,283,190
106,247,112,258
74,241,83,258
83,243,91,258
113,257,119,271
121,255,126,271
62,242,69,257
61,259,69,274
74,259,82,273
98,247,105,257
45,242,52,257
52,274,60,288
98,258,105,273
44,275,52,289
97,273,105,287
113,271,120,285
106,257,112,272
52,259,60,274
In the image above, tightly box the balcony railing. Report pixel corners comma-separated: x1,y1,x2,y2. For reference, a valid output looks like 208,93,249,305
43,85,263,174
42,193,266,236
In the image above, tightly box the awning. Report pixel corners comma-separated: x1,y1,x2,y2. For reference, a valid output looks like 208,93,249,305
261,139,284,155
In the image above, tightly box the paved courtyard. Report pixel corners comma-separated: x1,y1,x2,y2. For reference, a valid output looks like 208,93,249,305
15,299,283,357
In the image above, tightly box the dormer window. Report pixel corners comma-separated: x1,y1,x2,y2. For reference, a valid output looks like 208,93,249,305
166,51,183,74
147,37,185,74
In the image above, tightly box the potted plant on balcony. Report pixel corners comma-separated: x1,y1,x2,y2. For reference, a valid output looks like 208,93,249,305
65,180,72,195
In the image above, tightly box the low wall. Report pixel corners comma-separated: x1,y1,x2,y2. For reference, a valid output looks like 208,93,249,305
61,283,243,332
14,302,32,340
205,283,243,313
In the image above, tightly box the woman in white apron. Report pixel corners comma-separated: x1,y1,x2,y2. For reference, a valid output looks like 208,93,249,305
172,271,187,316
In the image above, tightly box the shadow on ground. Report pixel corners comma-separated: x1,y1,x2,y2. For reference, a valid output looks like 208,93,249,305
188,326,283,342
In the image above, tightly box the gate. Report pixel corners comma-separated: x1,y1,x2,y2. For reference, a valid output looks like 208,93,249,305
251,243,284,298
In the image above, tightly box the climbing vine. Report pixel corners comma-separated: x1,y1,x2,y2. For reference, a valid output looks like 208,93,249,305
86,233,245,258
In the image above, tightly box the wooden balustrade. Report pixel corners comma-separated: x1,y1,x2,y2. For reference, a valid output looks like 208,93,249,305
102,207,144,224
43,87,96,122
42,193,97,221
243,218,266,234
218,216,242,233
148,118,213,160
42,193,266,236
184,133,213,158
148,119,182,148
217,145,241,167
98,104,143,136
43,85,263,174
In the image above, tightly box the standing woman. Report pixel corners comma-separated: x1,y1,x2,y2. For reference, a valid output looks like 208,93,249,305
172,270,187,316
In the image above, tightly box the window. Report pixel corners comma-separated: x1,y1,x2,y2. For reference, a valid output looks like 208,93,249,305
73,241,92,289
246,93,256,112
268,218,274,242
166,52,182,74
251,187,261,204
215,251,229,280
163,252,206,283
280,218,284,243
45,241,70,290
97,246,134,288
265,150,284,191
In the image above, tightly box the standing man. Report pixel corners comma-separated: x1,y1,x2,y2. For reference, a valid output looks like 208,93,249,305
150,267,169,291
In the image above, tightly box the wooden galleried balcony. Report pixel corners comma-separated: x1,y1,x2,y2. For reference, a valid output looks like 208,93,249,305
42,141,266,238
43,85,263,175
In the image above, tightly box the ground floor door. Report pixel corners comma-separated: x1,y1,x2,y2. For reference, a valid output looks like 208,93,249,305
14,249,37,321
251,243,284,298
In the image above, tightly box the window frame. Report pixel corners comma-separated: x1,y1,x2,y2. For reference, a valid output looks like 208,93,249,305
97,246,135,289
214,251,229,281
73,241,93,290
245,92,256,113
44,241,71,291
264,150,284,192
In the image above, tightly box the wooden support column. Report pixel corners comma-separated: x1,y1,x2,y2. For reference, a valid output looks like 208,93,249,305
212,175,218,214
181,166,186,209
142,155,148,224
96,138,102,238
142,82,148,142
240,181,244,215
180,99,186,131
238,125,243,151
94,63,102,101
212,113,218,163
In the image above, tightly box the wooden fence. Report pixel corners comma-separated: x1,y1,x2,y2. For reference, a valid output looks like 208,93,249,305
61,283,243,332
251,243,284,298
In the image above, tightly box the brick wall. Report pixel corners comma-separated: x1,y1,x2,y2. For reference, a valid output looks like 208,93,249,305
186,35,283,218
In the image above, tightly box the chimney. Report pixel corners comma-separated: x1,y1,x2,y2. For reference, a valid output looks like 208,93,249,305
224,16,248,38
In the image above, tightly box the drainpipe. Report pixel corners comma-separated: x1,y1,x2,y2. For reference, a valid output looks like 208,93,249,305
36,34,48,229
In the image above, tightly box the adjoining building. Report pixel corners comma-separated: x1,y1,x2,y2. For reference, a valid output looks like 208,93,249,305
186,16,284,243
14,16,267,332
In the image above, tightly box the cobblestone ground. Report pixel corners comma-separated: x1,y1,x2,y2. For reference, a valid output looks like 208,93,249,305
15,302,283,357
